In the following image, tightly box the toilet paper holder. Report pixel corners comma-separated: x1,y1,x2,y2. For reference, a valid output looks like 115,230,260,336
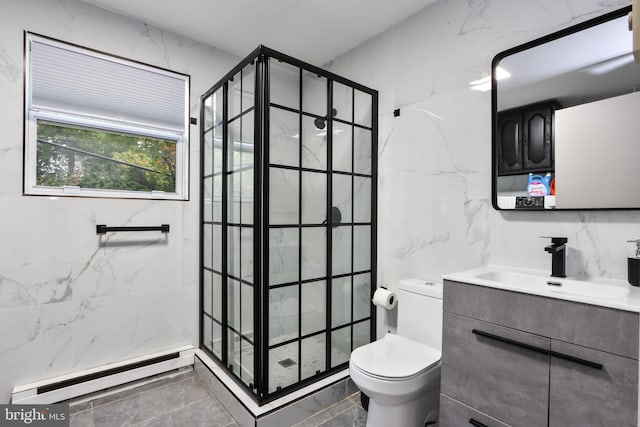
372,287,397,310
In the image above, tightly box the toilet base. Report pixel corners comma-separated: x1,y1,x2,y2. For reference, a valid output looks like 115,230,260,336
364,384,439,427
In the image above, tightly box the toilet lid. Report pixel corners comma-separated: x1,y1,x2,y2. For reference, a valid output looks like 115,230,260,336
350,334,441,380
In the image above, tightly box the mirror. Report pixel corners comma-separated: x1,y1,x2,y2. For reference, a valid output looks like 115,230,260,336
492,6,640,210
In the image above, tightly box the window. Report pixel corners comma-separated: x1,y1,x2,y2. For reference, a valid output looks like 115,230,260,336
24,33,190,199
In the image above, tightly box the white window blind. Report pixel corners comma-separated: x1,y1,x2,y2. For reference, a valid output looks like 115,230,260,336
24,33,190,200
29,35,188,131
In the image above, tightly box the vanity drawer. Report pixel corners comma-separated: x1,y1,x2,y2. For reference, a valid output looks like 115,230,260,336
548,339,638,426
443,279,639,359
441,312,549,426
439,394,510,427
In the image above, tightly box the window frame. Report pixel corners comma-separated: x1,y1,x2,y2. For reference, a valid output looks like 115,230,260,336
23,32,191,200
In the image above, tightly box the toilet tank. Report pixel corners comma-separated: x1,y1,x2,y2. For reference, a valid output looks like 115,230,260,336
397,278,443,351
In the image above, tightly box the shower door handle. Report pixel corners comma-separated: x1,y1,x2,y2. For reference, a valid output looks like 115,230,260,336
322,206,342,228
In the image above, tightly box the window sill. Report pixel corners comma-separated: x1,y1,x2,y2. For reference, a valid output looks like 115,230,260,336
24,186,189,201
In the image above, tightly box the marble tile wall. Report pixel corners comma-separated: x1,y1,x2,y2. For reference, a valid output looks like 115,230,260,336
324,0,634,334
0,0,238,402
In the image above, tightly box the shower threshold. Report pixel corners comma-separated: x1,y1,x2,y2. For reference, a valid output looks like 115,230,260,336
194,350,353,426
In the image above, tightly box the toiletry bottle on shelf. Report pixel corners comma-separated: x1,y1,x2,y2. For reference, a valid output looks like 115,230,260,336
543,172,551,195
627,239,640,286
527,173,551,197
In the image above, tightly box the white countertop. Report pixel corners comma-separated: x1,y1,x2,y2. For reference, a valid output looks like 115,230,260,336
442,265,640,313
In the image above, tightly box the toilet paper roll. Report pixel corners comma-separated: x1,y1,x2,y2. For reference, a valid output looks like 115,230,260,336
372,288,397,310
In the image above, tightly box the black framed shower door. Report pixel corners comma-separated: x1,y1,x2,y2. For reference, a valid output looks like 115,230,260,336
200,45,378,405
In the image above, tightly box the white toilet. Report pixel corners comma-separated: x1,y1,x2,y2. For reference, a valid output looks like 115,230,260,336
349,278,443,427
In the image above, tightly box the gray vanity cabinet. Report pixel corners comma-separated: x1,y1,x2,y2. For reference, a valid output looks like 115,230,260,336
442,313,549,426
440,394,510,427
549,340,638,427
440,279,639,427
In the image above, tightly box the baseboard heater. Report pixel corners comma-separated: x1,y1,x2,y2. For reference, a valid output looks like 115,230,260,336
11,345,194,404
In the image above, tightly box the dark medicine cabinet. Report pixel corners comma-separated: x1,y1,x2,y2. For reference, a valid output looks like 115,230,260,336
492,5,640,210
497,101,556,176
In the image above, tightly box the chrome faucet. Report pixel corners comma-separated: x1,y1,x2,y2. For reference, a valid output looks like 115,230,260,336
542,237,567,278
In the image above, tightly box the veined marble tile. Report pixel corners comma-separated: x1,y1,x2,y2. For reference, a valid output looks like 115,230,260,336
353,226,371,272
268,286,299,346
331,227,352,276
301,228,326,281
71,288,194,370
270,107,300,168
353,127,373,176
301,116,328,171
353,177,372,224
269,228,300,286
301,335,326,381
301,171,327,225
332,122,353,173
332,82,353,122
331,279,351,328
353,274,371,322
270,168,300,224
257,379,348,427
330,327,350,368
332,174,352,223
0,302,74,403
301,281,327,335
325,0,636,319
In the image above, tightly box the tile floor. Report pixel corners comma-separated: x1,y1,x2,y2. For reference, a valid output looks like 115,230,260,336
291,393,366,427
67,369,366,427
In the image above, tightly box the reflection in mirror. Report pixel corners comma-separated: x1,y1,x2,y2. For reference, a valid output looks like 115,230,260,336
493,6,640,210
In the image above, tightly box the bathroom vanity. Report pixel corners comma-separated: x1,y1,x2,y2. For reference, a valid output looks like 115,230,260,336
440,266,640,427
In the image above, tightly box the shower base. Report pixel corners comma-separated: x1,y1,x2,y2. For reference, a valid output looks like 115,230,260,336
194,350,356,427
205,334,352,396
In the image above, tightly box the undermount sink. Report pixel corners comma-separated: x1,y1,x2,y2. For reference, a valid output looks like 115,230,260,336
475,269,630,300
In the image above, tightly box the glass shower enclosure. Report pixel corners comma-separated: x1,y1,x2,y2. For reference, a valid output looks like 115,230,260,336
200,46,377,404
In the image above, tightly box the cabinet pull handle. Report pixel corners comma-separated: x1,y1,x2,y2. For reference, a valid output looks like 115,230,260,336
550,350,603,370
472,329,603,370
472,329,549,356
469,418,488,427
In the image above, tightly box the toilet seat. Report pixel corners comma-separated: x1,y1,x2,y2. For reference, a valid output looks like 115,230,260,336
350,334,441,381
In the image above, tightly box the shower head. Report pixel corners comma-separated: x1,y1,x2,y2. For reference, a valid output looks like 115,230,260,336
313,108,338,130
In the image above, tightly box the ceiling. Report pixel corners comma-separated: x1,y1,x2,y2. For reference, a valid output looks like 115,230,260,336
80,0,437,65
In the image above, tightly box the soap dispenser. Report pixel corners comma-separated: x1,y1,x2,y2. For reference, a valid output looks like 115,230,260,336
627,239,640,287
